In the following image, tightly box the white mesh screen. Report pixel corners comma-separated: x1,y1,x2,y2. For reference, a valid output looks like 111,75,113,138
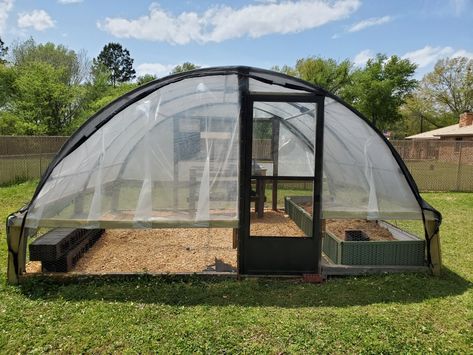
26,75,240,228
26,76,425,229
252,101,315,177
322,97,422,220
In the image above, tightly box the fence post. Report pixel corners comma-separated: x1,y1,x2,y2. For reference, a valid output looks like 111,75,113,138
456,141,463,191
39,137,42,177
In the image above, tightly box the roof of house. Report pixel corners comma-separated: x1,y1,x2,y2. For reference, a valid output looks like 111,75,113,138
406,123,473,139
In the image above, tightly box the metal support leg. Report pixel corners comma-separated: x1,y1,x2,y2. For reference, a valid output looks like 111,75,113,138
6,223,27,284
426,219,441,275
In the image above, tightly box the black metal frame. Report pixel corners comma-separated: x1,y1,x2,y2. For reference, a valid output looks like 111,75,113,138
314,96,325,273
237,72,250,274
238,89,324,274
7,66,442,280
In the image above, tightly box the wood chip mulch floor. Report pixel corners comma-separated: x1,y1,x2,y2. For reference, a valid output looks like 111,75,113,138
26,210,396,274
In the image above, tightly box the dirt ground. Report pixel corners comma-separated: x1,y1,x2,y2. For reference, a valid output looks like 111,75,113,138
301,202,395,241
25,209,395,274
73,227,237,273
250,210,306,237
70,211,304,273
326,219,395,241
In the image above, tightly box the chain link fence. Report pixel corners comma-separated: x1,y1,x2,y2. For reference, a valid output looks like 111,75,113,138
1,136,472,192
391,140,473,192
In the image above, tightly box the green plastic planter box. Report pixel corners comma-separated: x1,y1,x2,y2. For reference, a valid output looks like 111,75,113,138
284,196,313,237
285,196,426,266
323,231,425,266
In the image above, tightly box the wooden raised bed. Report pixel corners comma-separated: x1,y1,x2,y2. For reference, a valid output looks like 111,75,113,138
284,196,426,266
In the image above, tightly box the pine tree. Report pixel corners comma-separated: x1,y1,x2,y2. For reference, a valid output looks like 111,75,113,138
93,42,136,86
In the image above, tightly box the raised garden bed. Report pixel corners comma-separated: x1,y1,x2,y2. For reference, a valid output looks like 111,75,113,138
284,196,426,266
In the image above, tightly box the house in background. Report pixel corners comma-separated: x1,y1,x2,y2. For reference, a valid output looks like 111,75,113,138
406,111,473,141
402,112,473,163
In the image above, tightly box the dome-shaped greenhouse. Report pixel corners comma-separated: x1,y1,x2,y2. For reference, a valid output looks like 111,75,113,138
6,66,442,283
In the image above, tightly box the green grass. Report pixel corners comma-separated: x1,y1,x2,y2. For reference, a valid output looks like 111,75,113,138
1,182,472,353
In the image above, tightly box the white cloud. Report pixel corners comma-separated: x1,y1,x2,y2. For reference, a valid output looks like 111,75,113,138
352,46,473,73
17,9,55,31
353,49,374,66
0,0,14,35
348,15,391,32
136,63,177,77
58,0,83,4
98,0,361,45
402,46,452,68
401,45,473,68
450,48,473,59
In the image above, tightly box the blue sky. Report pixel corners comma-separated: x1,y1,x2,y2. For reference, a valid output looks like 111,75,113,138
1,0,472,78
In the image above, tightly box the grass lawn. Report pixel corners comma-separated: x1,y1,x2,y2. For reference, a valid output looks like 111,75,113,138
0,181,472,353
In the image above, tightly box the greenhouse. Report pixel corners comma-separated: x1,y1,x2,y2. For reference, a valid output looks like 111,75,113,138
6,66,442,283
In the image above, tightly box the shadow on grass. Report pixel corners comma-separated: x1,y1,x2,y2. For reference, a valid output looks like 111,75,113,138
17,268,471,308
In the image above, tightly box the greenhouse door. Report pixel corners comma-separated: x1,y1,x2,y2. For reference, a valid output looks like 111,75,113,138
239,93,325,275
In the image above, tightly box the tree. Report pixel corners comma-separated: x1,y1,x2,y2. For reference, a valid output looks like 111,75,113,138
273,57,352,95
171,62,200,74
137,74,157,85
397,57,473,137
93,43,136,86
342,54,417,129
271,64,298,77
400,89,457,136
296,57,352,94
10,38,90,85
421,56,473,116
0,37,7,64
87,63,112,100
9,62,83,135
0,63,15,110
2,39,91,135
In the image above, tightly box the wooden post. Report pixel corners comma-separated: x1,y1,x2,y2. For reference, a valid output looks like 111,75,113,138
232,228,238,249
255,174,266,218
425,219,441,275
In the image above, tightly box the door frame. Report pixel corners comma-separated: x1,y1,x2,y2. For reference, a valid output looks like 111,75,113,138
238,87,325,275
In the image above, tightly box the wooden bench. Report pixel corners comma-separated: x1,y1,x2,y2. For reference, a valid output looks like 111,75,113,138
188,166,238,215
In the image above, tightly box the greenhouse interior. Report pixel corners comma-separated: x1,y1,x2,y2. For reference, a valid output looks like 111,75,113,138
6,67,442,283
